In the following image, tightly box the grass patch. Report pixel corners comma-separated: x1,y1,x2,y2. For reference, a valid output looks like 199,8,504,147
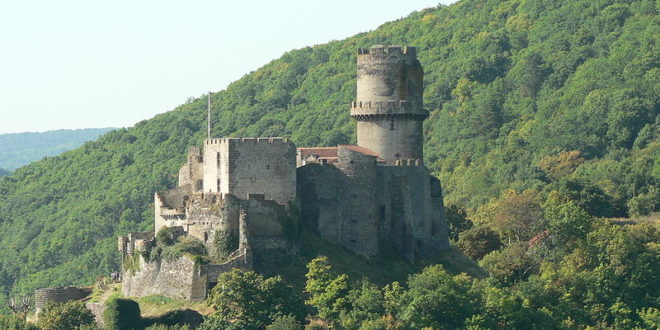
610,212,660,229
269,229,485,291
135,295,213,318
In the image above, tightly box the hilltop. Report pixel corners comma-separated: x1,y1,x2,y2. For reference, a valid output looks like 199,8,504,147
0,0,657,314
0,128,115,170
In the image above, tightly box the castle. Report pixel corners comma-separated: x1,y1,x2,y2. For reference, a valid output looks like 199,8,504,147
118,45,450,301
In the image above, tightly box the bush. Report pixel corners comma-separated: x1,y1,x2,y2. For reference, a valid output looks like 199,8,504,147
103,298,142,330
0,314,39,330
143,309,203,329
37,300,96,330
156,227,182,246
266,315,303,330
161,237,208,261
212,229,238,259
455,226,502,260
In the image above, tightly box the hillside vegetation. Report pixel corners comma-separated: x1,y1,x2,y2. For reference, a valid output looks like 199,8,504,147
0,128,115,170
0,0,657,321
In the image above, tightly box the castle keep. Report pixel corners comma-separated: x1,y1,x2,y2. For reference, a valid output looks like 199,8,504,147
118,45,449,301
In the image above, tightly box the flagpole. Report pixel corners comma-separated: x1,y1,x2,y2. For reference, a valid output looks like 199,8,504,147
207,92,211,139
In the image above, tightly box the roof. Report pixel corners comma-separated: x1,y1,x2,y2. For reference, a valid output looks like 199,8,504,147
297,147,338,159
297,145,384,163
338,145,381,158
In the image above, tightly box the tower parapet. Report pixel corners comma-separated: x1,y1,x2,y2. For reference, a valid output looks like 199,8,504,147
352,45,427,165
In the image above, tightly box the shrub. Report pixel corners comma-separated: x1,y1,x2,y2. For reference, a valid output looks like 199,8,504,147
0,314,39,330
143,309,204,329
156,227,182,246
161,237,208,261
103,298,142,330
212,229,238,259
266,315,303,330
37,300,96,330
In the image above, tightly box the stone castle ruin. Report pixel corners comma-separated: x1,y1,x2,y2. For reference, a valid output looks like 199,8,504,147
118,45,450,301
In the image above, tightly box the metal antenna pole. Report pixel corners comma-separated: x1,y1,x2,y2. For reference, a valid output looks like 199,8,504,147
207,92,211,139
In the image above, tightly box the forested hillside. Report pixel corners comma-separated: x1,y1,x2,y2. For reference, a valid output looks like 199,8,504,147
0,0,657,324
0,168,10,177
0,128,115,170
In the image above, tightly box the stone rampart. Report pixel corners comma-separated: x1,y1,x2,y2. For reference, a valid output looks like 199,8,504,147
34,287,91,313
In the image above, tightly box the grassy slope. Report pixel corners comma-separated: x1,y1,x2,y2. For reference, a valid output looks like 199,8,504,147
0,0,657,312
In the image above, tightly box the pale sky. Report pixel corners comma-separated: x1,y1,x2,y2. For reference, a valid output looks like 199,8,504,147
0,1,456,134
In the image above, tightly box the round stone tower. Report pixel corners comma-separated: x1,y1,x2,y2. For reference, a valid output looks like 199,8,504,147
351,45,428,165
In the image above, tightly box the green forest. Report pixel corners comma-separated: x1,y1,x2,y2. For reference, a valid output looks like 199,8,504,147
0,128,115,170
0,0,658,328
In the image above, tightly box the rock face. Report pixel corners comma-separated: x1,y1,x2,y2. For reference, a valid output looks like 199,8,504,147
117,45,449,302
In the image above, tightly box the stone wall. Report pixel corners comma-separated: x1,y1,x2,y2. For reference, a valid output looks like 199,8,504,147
202,138,296,206
122,255,207,301
178,147,204,190
377,165,449,261
297,148,449,261
297,146,380,259
34,287,91,313
154,185,189,233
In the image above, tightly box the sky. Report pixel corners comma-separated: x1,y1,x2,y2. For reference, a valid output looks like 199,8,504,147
0,0,456,134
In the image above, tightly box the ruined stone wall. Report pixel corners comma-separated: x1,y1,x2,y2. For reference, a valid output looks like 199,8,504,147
122,255,206,301
185,192,240,247
34,287,91,313
118,231,155,255
154,185,190,233
181,192,286,251
178,147,204,190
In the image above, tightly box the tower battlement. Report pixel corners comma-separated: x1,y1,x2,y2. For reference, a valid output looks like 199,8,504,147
357,45,417,57
205,137,290,145
394,159,424,167
350,100,428,118
353,45,426,165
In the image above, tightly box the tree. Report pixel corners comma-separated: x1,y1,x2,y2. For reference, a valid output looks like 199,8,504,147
398,265,480,329
455,225,502,260
543,191,593,245
204,269,305,330
445,204,472,241
338,279,385,329
266,315,303,330
37,301,96,330
479,242,538,286
305,256,351,324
